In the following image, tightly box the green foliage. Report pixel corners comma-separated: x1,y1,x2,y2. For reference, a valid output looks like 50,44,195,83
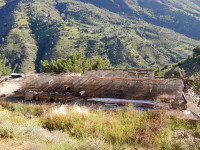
0,54,13,76
0,0,200,73
159,54,200,78
154,67,165,76
40,52,110,73
193,45,200,57
193,72,200,95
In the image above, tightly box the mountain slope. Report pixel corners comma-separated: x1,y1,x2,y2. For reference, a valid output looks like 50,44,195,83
157,56,200,78
78,0,200,40
0,0,199,73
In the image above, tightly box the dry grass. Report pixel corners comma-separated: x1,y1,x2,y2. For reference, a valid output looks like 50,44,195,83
41,105,183,149
0,101,49,116
0,102,199,149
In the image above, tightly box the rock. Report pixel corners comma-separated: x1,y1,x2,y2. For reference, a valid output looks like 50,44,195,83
25,114,33,119
183,110,191,115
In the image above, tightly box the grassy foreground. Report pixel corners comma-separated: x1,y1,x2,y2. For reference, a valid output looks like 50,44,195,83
0,101,199,150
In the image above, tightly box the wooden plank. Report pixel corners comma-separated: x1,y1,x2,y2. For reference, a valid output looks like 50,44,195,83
25,92,34,101
15,92,25,98
93,77,165,82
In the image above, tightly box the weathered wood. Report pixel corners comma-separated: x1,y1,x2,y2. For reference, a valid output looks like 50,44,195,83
0,94,5,101
17,72,187,109
39,95,50,101
25,92,34,101
15,92,25,98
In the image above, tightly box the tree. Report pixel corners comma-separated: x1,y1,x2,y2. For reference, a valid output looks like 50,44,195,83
40,52,110,73
193,45,200,57
93,55,110,69
40,60,50,72
0,54,13,76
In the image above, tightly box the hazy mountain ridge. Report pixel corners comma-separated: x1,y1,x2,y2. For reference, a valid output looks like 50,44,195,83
0,0,199,73
78,0,200,39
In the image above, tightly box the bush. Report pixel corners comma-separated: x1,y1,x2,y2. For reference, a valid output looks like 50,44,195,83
0,54,13,76
193,45,200,57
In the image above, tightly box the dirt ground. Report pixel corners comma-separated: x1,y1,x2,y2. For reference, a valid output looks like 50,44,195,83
167,92,200,120
0,138,28,150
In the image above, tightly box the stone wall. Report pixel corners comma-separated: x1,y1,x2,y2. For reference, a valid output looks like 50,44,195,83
84,69,155,78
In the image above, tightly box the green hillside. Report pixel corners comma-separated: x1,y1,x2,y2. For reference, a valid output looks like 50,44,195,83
0,0,199,73
155,45,200,77
156,55,200,78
